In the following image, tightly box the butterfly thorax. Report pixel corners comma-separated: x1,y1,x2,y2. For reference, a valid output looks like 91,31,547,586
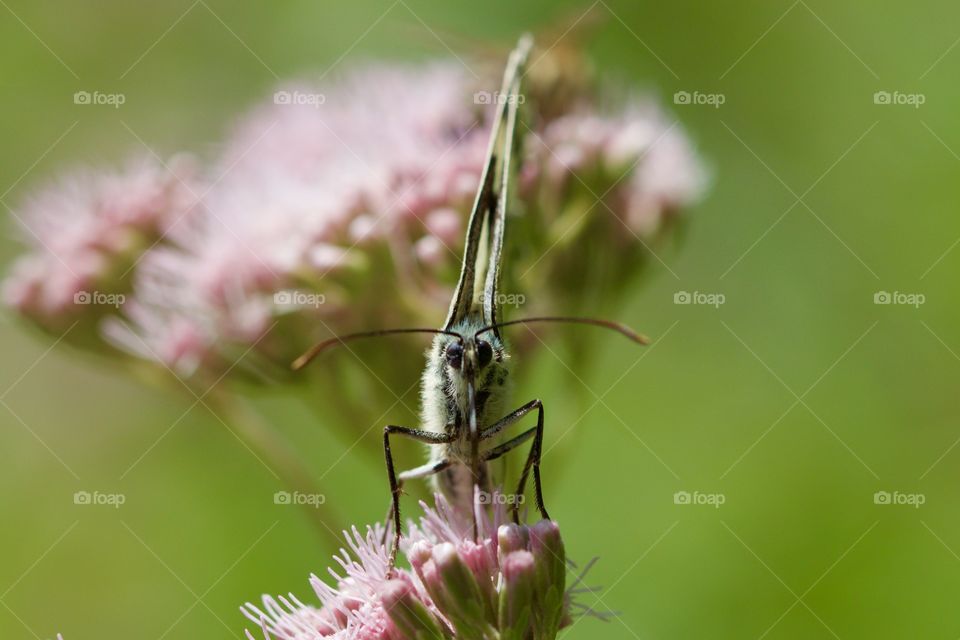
420,314,511,513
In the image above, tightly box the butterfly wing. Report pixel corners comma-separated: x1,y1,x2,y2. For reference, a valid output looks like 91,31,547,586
443,36,532,333
481,58,525,337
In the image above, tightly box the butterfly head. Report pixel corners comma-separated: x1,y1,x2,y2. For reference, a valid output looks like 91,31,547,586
440,320,506,383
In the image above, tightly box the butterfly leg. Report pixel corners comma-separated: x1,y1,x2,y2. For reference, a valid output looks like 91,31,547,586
383,425,453,572
480,399,549,524
380,458,453,545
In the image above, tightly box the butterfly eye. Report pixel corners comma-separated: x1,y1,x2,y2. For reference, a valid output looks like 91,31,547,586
445,341,464,369
476,340,493,368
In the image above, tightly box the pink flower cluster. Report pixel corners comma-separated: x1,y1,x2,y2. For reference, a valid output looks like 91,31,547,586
3,55,706,379
528,104,706,234
105,63,493,375
3,155,199,328
243,492,571,640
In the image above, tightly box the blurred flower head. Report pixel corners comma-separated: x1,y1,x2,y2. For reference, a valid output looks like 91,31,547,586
242,490,573,640
3,46,706,386
3,155,200,333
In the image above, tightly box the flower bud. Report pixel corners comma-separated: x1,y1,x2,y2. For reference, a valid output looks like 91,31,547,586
529,520,566,639
497,522,529,557
498,550,537,640
529,520,565,589
415,543,494,638
380,578,447,639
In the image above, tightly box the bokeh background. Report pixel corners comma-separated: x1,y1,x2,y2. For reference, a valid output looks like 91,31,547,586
2,1,959,638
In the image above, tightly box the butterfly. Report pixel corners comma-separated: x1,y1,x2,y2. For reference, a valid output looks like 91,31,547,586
294,34,648,569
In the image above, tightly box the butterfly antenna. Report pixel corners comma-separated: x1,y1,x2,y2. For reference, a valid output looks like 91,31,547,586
474,316,650,345
292,328,463,371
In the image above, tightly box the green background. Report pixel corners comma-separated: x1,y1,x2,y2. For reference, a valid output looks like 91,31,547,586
2,1,959,638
